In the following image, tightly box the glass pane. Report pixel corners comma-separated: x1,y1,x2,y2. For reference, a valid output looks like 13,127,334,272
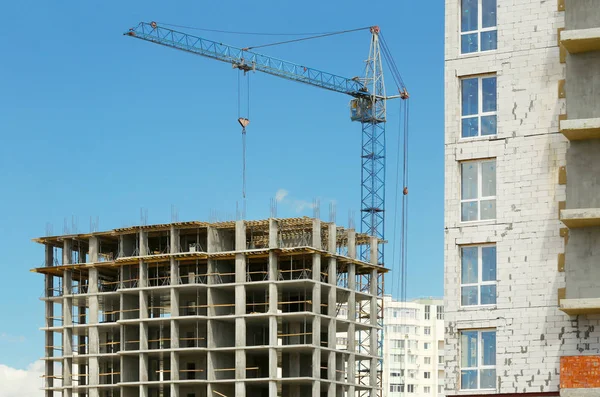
481,115,497,136
461,78,478,116
482,0,497,28
480,369,496,388
461,247,478,283
481,161,496,196
462,202,479,222
461,286,479,306
482,246,497,281
482,77,497,112
480,285,496,305
481,30,498,51
462,117,479,138
482,331,496,365
461,162,478,200
480,199,496,220
461,331,478,367
461,33,478,54
461,370,478,389
461,0,478,32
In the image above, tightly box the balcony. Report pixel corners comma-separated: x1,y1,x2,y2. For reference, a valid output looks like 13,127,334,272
560,298,600,315
560,208,600,228
561,27,600,54
560,117,600,141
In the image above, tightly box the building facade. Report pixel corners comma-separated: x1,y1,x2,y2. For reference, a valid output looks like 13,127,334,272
381,297,445,397
444,0,600,396
34,217,386,397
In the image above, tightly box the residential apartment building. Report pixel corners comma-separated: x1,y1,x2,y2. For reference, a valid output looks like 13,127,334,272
444,0,600,396
382,297,444,397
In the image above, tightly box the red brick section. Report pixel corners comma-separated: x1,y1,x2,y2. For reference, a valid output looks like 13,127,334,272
561,355,600,388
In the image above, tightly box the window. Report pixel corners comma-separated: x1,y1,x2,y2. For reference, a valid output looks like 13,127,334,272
461,76,497,138
424,386,431,393
461,160,496,221
439,355,444,364
424,326,431,335
461,0,497,54
408,355,417,364
461,245,497,305
425,305,430,320
392,354,404,363
424,371,431,379
424,357,432,365
390,384,404,393
391,371,402,377
407,385,415,393
461,330,496,390
424,342,431,350
437,306,444,320
439,385,444,394
392,339,405,349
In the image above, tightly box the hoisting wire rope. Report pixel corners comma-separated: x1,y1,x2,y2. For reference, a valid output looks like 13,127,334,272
379,32,410,303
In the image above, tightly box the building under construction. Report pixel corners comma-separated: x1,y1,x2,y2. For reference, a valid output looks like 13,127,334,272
34,217,386,397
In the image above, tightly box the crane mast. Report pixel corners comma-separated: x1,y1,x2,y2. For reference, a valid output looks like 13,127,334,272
125,23,393,265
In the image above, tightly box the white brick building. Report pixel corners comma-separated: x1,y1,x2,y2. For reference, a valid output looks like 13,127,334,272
445,0,600,396
381,297,445,397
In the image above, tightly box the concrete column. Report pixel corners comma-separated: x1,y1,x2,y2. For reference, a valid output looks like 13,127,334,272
44,245,54,396
88,238,100,397
347,261,356,395
327,223,337,397
63,242,74,396
268,249,279,397
207,226,218,253
235,220,247,396
370,269,378,392
348,229,356,260
139,230,148,256
269,219,279,249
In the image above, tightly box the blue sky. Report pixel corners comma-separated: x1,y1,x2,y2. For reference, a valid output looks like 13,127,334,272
0,1,444,370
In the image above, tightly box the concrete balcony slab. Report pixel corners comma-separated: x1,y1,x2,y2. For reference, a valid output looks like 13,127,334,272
560,118,600,140
560,298,600,315
560,208,600,228
561,27,600,54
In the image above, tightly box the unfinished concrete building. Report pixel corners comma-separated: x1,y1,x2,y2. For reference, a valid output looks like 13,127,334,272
34,217,385,397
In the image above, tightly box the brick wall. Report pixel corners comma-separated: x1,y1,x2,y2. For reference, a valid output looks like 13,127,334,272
443,0,600,395
561,356,600,389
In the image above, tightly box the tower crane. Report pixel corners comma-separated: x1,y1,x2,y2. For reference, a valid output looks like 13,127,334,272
125,22,408,266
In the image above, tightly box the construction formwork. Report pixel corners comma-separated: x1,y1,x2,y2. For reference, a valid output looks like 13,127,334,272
33,217,386,397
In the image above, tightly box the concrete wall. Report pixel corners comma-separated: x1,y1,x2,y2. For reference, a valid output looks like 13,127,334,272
565,227,600,299
565,0,600,30
566,51,600,120
566,141,600,209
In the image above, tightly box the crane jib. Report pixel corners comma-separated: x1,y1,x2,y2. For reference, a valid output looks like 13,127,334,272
126,22,368,97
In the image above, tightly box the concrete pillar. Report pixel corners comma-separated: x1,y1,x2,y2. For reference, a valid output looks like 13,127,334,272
348,229,356,260
88,238,100,397
347,261,356,395
327,224,337,397
139,230,148,256
44,245,54,396
235,220,247,396
171,225,179,288
207,226,218,253
269,219,279,249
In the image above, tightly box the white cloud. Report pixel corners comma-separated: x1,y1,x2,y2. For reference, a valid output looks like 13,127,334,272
275,189,288,202
274,188,320,214
0,361,44,397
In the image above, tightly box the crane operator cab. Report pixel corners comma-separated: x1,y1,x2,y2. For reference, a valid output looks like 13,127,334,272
350,97,374,122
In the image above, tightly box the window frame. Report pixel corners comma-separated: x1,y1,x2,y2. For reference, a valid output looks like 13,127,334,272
460,329,497,391
460,244,497,307
460,159,497,222
460,0,498,55
424,305,430,320
436,305,444,320
424,326,431,335
460,75,497,139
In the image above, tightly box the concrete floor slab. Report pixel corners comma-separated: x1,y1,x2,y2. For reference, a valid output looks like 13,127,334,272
562,27,600,53
561,208,600,228
560,117,600,140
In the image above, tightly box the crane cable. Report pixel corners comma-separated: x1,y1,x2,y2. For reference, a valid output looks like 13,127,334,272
242,26,371,51
237,71,251,215
379,32,410,302
154,22,347,37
